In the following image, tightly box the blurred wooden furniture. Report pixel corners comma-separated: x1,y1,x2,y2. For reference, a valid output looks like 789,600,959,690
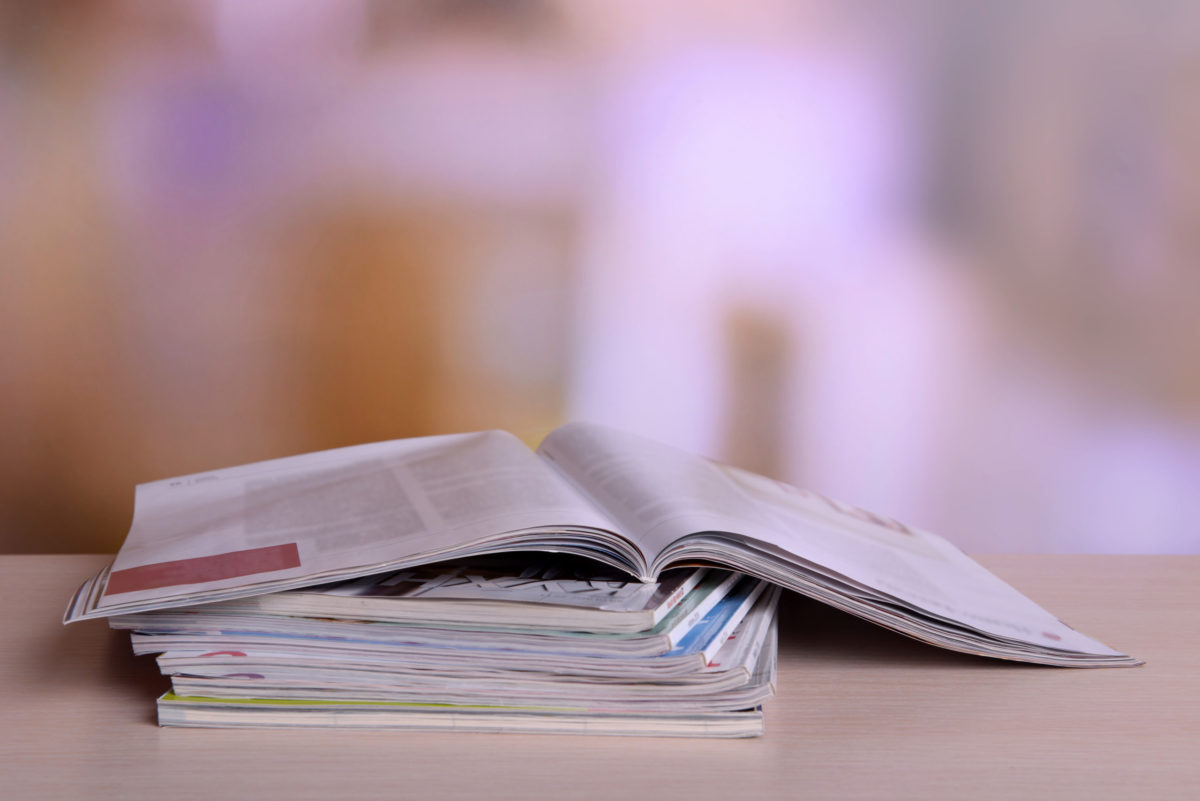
2,554,1196,800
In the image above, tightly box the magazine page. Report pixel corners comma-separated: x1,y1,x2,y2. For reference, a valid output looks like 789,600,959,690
71,430,624,620
539,423,781,557
538,422,1130,659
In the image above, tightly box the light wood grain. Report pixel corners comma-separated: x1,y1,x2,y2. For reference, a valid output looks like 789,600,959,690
2,554,1197,801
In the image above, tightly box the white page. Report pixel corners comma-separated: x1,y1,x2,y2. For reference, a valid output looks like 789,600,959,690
97,430,618,612
539,423,1121,656
539,423,782,557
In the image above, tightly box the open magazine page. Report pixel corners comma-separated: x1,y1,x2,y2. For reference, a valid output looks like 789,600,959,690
539,423,1132,661
71,430,627,621
539,423,784,558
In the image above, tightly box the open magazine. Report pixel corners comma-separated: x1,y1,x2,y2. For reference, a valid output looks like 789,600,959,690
64,422,1140,667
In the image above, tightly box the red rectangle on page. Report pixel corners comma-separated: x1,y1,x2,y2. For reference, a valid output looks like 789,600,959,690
104,543,301,596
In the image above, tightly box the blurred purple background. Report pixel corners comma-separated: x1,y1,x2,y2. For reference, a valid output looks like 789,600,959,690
2,1,1197,553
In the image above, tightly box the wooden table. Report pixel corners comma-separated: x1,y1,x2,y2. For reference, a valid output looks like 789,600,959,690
2,554,1196,800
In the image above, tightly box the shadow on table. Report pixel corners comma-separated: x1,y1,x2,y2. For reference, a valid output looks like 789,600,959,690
776,591,1048,671
35,616,168,722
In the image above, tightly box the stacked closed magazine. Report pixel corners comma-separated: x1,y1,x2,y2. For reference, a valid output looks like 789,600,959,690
111,555,781,738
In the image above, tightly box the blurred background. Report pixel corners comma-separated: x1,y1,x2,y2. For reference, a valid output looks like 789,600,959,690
2,0,1197,554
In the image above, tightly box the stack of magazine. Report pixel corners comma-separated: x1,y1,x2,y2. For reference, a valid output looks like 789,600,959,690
65,422,1138,740
110,555,781,737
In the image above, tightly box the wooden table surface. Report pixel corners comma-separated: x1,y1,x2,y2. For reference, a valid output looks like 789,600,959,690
1,554,1196,800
